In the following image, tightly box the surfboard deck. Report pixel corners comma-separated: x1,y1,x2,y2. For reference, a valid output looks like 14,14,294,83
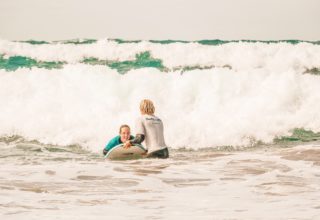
105,144,147,160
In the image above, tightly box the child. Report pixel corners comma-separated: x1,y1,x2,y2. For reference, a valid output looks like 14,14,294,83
103,124,134,155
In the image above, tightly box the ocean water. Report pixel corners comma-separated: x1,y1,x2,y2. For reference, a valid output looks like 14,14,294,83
0,38,320,219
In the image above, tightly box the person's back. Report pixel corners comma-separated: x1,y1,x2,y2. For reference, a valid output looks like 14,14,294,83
135,114,167,153
124,99,169,159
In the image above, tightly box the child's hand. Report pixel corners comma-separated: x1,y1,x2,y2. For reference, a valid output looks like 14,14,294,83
123,141,131,149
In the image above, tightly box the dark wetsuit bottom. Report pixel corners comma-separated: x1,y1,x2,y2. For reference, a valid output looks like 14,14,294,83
147,148,169,159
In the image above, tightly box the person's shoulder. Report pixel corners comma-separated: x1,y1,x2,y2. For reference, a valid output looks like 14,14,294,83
152,114,161,120
106,135,121,150
109,135,120,143
147,114,162,121
142,114,156,119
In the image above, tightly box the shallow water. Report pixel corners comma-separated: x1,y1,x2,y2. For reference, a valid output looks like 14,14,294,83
1,142,319,220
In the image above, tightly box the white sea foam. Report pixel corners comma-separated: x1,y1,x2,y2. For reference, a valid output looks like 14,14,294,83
0,39,320,72
1,63,320,152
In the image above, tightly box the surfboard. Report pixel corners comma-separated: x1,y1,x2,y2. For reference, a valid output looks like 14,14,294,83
105,144,147,160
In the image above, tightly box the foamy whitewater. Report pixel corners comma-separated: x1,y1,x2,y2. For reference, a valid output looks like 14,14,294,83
0,39,320,219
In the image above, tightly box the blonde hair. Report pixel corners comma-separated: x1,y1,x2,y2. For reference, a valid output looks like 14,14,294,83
140,99,155,115
119,124,130,134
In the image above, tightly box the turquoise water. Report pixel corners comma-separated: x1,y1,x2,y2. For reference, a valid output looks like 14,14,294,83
17,39,320,45
0,54,65,71
0,52,228,73
2,39,320,74
82,52,167,74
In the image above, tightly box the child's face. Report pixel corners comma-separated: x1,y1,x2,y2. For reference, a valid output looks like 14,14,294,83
120,127,130,143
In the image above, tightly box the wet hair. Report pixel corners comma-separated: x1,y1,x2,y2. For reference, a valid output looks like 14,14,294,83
140,99,155,115
119,124,130,134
